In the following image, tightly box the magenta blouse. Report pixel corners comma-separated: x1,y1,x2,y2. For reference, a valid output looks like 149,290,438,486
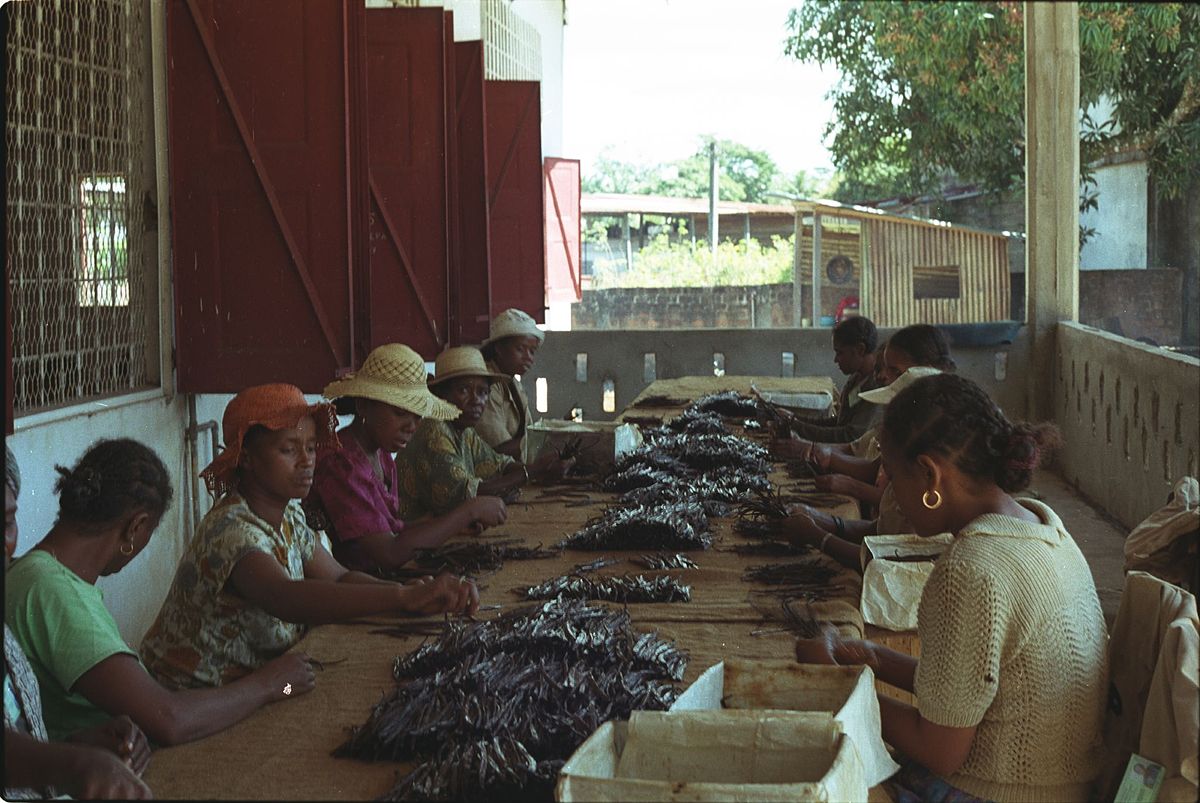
306,435,405,572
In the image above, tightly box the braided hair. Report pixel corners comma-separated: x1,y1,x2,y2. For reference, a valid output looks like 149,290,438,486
54,439,173,527
882,374,1062,493
888,324,956,372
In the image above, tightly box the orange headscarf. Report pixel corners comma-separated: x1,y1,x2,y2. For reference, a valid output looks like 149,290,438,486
201,383,339,498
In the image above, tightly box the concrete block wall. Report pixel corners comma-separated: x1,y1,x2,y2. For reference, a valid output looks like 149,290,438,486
524,326,1032,428
1056,322,1200,529
571,284,860,330
1077,267,1184,346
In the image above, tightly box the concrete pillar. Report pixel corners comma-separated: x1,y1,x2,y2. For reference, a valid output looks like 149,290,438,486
1024,1,1080,421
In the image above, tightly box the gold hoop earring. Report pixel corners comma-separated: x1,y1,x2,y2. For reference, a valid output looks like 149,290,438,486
922,490,943,510
119,541,134,556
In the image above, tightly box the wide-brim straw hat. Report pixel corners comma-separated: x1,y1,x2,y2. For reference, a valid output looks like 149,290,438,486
480,308,545,348
202,383,340,498
860,366,943,405
428,346,507,388
323,344,460,421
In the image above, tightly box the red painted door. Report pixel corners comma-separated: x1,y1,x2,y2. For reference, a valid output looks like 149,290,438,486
363,7,450,360
167,0,364,393
544,157,582,305
453,41,493,345
485,81,545,322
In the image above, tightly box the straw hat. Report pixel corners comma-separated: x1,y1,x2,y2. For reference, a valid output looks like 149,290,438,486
859,366,943,405
480,308,545,348
428,346,506,388
202,383,339,497
323,344,460,420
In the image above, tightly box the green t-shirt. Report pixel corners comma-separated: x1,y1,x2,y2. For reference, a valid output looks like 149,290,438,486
4,550,139,740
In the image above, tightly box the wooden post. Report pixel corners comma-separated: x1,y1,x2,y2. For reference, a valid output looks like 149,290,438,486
792,209,804,327
812,212,823,326
623,213,633,274
1025,1,1080,421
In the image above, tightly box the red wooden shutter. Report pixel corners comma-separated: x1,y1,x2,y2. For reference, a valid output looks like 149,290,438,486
544,157,582,304
167,0,363,393
485,81,545,322
452,41,493,345
362,7,451,360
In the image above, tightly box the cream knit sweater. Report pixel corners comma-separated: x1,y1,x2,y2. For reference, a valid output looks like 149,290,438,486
914,499,1109,803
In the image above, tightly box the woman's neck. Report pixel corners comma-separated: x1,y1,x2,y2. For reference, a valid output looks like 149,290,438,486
237,482,290,529
947,487,1039,535
35,524,111,585
347,417,380,455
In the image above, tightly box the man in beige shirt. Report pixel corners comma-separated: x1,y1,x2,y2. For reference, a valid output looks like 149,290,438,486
476,309,543,462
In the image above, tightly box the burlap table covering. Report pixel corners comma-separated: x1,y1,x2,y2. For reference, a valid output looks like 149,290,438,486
142,380,868,800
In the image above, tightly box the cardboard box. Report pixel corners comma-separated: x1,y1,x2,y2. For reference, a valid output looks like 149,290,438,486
859,533,954,631
671,659,899,787
556,710,867,802
526,420,642,475
758,390,835,419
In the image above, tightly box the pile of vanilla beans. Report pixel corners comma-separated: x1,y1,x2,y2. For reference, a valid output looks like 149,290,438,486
566,397,774,551
336,598,687,801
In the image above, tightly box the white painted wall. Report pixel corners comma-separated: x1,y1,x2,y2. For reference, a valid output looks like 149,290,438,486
512,0,565,157
1080,160,1148,270
10,393,224,646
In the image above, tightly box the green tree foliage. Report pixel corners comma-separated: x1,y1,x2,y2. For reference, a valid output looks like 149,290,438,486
784,1,1200,204
590,234,796,288
582,138,835,204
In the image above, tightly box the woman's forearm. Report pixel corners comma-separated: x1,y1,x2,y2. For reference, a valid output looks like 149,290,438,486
477,466,525,498
256,579,405,625
869,643,918,691
828,453,879,483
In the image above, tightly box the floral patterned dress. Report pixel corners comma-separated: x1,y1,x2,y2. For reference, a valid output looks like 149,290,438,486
139,494,315,689
396,419,513,519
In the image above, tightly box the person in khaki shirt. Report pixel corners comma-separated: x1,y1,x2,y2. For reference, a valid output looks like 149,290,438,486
476,309,544,462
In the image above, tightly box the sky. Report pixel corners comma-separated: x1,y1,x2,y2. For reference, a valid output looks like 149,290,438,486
562,0,840,183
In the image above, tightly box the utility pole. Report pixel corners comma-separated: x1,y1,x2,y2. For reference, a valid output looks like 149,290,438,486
708,140,719,257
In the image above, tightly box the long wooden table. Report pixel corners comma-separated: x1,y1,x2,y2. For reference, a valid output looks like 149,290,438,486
143,376,887,800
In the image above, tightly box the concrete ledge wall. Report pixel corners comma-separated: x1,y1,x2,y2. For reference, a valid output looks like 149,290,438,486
1056,322,1200,529
525,326,1032,427
571,284,858,330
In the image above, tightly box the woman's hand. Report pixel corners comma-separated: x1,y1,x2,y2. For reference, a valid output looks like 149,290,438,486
768,434,811,460
63,747,153,800
258,652,317,702
814,473,852,494
774,507,830,547
795,625,879,670
465,495,507,530
398,573,480,617
529,450,575,482
68,715,151,775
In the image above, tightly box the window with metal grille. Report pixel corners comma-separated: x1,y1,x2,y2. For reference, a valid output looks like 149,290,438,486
482,0,541,80
6,0,156,415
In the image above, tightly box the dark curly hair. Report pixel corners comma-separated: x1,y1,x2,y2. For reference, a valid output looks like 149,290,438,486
888,324,956,372
881,373,1062,493
54,439,173,527
832,315,878,353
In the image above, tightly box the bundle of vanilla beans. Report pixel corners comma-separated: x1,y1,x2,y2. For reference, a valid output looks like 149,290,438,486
560,501,712,551
407,538,561,576
689,390,759,418
518,572,692,603
336,598,687,801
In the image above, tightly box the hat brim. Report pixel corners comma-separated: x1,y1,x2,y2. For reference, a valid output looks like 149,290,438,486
480,329,546,349
201,401,340,497
323,376,460,421
859,385,896,405
427,367,508,387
